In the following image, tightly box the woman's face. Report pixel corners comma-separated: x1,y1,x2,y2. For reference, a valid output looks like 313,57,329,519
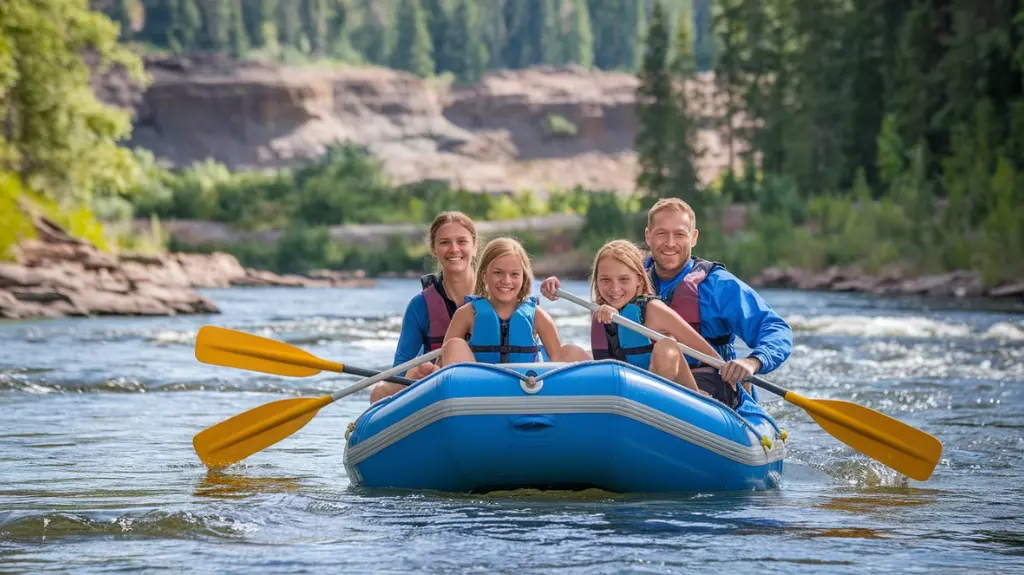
483,252,524,305
595,256,640,309
433,223,476,275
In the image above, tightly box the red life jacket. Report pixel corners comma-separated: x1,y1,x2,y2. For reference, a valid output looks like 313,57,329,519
420,273,458,351
649,257,732,348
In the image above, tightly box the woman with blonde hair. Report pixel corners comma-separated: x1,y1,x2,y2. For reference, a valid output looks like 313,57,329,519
541,239,721,394
440,236,590,366
371,211,478,403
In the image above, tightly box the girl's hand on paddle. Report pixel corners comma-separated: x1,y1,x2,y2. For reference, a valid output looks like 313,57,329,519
540,276,561,301
594,305,617,324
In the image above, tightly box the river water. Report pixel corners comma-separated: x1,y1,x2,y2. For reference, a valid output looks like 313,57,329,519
1,280,1022,573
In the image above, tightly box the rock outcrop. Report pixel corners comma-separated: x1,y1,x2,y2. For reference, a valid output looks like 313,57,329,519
0,231,220,320
750,266,1024,300
0,217,375,320
98,55,735,194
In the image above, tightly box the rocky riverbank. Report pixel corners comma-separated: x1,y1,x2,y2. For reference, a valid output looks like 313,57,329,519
0,218,375,320
749,265,1024,300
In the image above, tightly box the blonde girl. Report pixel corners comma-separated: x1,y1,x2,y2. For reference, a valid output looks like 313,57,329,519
441,237,590,366
541,240,721,394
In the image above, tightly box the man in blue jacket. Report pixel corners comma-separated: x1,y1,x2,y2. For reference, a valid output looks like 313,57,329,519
640,198,792,406
541,197,792,407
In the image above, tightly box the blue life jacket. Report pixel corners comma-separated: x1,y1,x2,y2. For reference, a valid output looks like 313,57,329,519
468,296,541,364
591,296,655,370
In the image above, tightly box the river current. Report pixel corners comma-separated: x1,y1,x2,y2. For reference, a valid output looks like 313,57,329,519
1,280,1022,573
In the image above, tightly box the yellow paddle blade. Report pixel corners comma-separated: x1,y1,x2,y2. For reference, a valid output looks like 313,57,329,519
193,395,333,468
788,394,943,481
195,325,343,377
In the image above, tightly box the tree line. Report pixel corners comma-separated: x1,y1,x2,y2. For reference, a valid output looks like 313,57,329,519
99,0,712,81
6,1,1023,286
635,0,1024,285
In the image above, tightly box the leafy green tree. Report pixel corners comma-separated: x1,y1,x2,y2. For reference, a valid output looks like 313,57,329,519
0,0,147,204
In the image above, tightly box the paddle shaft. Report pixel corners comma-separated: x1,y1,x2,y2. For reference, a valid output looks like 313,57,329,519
328,347,442,401
204,347,443,455
554,288,766,379
555,288,927,459
344,365,416,386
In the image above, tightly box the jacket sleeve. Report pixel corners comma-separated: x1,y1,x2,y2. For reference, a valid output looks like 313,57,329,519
704,270,793,374
392,293,429,374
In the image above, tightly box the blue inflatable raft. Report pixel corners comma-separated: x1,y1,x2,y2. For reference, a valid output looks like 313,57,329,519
344,360,786,493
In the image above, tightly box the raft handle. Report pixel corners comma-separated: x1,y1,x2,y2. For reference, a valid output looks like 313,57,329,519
510,415,555,432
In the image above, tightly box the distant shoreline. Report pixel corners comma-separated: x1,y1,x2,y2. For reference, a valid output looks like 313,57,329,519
364,255,1024,303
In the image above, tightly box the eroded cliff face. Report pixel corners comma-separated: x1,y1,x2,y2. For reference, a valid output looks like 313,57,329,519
100,56,733,194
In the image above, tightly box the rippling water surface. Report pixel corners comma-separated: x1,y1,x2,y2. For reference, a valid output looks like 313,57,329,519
2,280,1022,573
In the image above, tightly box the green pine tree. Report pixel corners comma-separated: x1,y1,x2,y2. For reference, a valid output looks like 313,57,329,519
886,1,938,166
178,0,203,51
565,0,594,67
841,0,885,186
277,0,306,51
632,0,647,69
666,11,704,203
593,0,626,69
635,2,676,199
303,0,329,57
692,0,714,70
352,0,393,64
228,0,250,57
446,0,488,82
540,0,560,66
423,0,449,73
242,0,278,49
326,0,356,60
204,0,231,51
391,0,435,77
502,0,527,68
112,0,134,40
711,0,744,173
